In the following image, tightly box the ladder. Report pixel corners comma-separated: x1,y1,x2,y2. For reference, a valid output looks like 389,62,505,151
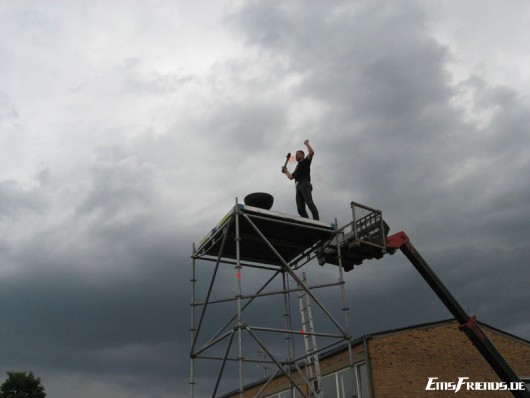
298,272,323,397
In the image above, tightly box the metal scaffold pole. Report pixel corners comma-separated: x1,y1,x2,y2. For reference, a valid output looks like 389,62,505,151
334,218,355,395
190,243,196,398
282,270,295,390
234,199,244,398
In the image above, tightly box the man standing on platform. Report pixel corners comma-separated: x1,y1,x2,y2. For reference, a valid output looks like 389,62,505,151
282,139,320,221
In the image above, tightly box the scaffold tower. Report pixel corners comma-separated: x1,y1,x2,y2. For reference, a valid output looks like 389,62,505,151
190,199,388,397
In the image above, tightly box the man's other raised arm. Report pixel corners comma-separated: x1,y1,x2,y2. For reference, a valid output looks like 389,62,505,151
304,139,314,159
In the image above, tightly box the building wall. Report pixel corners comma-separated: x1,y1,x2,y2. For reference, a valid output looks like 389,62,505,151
228,343,366,398
368,321,530,398
221,320,530,398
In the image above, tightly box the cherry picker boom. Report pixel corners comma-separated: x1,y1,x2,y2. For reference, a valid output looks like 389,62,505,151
385,231,529,398
317,201,528,397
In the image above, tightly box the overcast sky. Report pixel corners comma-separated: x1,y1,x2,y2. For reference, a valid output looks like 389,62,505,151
1,1,529,397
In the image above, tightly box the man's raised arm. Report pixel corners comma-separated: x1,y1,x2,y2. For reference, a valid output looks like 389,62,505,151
304,139,314,159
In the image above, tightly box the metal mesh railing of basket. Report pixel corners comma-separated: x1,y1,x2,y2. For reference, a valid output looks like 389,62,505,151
351,201,385,247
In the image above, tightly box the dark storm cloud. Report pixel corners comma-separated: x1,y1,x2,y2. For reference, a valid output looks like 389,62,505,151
0,140,193,396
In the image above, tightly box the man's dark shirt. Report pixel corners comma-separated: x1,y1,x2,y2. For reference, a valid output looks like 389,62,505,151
292,157,312,182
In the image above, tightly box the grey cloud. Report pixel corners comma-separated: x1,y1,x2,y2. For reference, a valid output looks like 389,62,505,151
76,149,155,220
204,102,286,150
0,93,19,127
228,0,458,197
0,144,192,395
118,58,197,96
0,180,47,218
0,213,186,397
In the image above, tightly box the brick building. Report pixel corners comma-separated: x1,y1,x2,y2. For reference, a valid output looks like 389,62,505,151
221,319,530,398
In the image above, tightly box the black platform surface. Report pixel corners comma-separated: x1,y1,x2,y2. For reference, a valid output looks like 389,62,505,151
195,204,336,266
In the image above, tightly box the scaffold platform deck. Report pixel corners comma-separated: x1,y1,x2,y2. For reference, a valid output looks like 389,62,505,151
194,204,336,266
